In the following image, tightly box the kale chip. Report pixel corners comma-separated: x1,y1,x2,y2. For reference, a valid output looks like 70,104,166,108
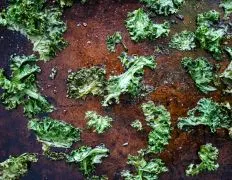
130,119,143,131
225,46,232,60
140,0,185,16
121,151,168,179
106,32,123,52
102,52,156,106
67,144,109,176
0,55,54,117
28,117,81,148
220,0,232,18
0,153,38,180
220,61,232,94
67,66,106,99
181,57,217,93
178,98,232,133
169,31,196,51
0,0,67,61
142,101,172,153
125,8,170,42
85,111,113,134
186,143,219,176
195,10,227,60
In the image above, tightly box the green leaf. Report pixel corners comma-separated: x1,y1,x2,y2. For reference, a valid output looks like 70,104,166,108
0,0,67,61
102,52,156,106
67,66,106,99
28,117,81,148
0,153,38,180
225,47,232,60
181,57,217,93
130,120,143,131
142,101,172,153
169,31,196,51
85,111,113,134
140,0,185,16
0,55,54,117
186,143,219,176
125,8,170,42
195,10,227,60
106,32,123,52
121,151,168,180
178,98,232,133
220,61,232,93
67,145,109,176
220,0,232,18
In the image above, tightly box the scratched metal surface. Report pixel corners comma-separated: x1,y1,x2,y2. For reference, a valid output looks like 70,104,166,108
0,0,232,179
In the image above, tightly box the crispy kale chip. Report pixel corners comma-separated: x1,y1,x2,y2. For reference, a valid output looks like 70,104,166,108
178,98,232,133
0,55,54,117
130,120,143,131
142,101,172,153
90,175,108,180
102,52,156,106
220,61,232,93
125,8,170,42
225,47,232,60
181,57,217,93
186,143,219,176
28,117,81,148
106,32,123,52
0,153,38,180
140,0,185,16
220,0,232,18
0,0,67,61
85,111,113,134
169,31,196,51
67,66,106,99
195,10,227,60
67,144,109,176
121,151,168,180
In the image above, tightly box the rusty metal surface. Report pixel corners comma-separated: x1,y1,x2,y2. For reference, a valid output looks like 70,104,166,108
0,0,232,179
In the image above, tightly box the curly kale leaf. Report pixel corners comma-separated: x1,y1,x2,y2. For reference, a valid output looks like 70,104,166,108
67,145,109,176
195,10,227,60
121,152,168,180
102,52,156,106
130,120,143,131
67,66,106,99
85,111,113,134
178,98,232,133
225,47,232,60
186,143,219,176
142,101,172,153
0,0,67,61
0,55,54,117
220,0,232,18
169,31,196,51
0,153,38,180
220,61,232,93
181,57,217,93
140,0,185,16
106,32,123,52
28,117,81,148
125,8,170,42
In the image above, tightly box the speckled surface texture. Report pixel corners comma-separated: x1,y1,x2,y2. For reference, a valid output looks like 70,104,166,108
0,0,232,179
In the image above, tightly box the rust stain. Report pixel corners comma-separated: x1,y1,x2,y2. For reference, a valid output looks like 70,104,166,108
0,0,232,180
